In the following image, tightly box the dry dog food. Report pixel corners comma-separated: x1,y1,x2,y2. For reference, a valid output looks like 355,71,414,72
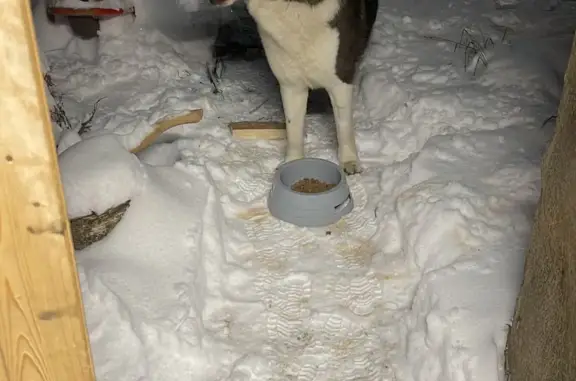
291,178,336,193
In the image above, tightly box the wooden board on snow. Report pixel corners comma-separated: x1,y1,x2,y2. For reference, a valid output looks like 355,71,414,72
229,121,287,140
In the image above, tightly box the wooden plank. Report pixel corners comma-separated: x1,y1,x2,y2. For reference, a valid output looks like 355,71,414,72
229,121,287,140
0,1,96,381
506,33,576,381
129,109,204,154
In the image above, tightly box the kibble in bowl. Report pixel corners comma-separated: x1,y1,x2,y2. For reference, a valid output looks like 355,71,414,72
268,158,354,226
291,178,336,193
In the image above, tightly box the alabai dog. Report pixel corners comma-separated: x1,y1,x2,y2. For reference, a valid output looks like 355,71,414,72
210,0,378,175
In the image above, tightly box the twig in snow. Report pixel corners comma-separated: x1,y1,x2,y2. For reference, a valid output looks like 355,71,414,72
205,57,226,95
423,26,505,76
457,28,492,75
78,97,106,135
504,322,512,381
248,97,270,114
487,20,513,43
541,115,557,128
49,101,73,131
44,72,73,131
44,71,55,88
213,57,225,80
501,27,511,42
206,68,220,94
424,34,488,75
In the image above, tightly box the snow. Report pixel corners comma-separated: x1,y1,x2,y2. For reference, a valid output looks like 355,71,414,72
58,134,146,218
33,0,575,380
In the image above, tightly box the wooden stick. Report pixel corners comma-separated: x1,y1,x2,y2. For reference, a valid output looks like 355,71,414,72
229,121,286,140
0,0,96,380
129,109,203,154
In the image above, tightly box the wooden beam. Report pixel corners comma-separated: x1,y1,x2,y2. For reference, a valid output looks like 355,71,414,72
129,109,204,154
229,121,287,140
506,33,576,381
0,1,96,381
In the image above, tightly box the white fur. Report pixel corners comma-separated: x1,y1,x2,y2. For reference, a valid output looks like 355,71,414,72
248,0,342,88
233,0,360,172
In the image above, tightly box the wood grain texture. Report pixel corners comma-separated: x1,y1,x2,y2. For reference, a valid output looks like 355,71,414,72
506,33,576,381
229,121,287,140
129,108,204,154
0,1,96,381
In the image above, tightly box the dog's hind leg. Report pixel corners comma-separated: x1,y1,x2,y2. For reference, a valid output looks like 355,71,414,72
280,84,309,163
327,82,360,175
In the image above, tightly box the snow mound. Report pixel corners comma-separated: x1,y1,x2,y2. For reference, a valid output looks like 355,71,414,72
58,134,146,218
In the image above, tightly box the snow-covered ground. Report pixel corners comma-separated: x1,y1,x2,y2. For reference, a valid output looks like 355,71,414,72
34,0,575,380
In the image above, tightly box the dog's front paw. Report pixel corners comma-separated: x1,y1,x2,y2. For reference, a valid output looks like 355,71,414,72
339,145,360,176
341,161,362,176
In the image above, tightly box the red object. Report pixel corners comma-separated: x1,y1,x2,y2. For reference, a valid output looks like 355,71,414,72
48,6,135,17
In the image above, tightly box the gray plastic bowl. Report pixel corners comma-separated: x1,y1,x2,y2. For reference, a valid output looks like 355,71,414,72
267,158,354,227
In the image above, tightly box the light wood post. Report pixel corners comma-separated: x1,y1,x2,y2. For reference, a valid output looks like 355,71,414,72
506,33,576,381
0,1,97,380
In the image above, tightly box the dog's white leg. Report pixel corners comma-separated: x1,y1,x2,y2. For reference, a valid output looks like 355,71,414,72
327,82,360,175
280,84,309,162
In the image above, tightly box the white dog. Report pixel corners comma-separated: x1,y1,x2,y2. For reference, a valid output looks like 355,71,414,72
211,0,378,174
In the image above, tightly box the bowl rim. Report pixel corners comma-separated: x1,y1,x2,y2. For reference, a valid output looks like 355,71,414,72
273,158,347,197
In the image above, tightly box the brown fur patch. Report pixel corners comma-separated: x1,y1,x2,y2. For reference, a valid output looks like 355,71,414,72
329,0,378,84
